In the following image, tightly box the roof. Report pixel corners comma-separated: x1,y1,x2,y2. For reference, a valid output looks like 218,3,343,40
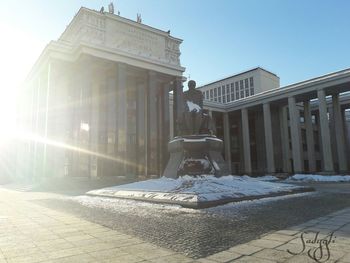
59,7,183,42
198,67,278,89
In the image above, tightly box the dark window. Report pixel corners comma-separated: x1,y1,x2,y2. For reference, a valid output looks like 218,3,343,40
210,89,213,99
250,77,254,87
222,86,226,95
250,88,254,95
223,96,226,103
218,87,221,96
245,88,249,97
214,88,217,97
245,78,249,88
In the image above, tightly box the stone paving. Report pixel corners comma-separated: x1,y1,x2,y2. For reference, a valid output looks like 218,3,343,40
0,188,350,262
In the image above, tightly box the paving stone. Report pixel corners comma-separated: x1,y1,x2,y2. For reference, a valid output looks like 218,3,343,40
205,251,241,262
339,253,350,263
260,233,297,243
228,244,263,255
252,248,294,262
101,253,145,263
247,239,284,249
79,241,120,252
48,253,97,263
232,255,277,263
47,247,84,259
148,253,193,263
88,247,129,259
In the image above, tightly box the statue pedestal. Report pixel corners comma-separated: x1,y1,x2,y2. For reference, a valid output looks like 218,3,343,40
163,135,229,178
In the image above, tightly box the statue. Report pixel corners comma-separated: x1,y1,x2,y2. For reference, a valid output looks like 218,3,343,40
162,79,229,178
108,2,114,14
179,80,215,135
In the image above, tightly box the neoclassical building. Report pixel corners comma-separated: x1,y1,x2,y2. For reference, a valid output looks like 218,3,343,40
16,7,185,181
17,6,350,182
195,69,350,175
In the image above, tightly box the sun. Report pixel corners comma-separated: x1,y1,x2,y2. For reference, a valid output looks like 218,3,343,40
0,23,44,145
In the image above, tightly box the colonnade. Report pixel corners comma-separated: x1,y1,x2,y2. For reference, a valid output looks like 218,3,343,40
17,57,182,181
221,89,349,175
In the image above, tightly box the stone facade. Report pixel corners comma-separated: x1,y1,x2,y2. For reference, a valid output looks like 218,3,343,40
16,7,185,181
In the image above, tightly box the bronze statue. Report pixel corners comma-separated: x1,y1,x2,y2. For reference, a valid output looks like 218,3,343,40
179,80,216,135
163,79,228,178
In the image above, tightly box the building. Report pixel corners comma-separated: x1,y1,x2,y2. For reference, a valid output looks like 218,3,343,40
196,69,350,175
16,6,350,182
198,67,279,103
16,7,185,182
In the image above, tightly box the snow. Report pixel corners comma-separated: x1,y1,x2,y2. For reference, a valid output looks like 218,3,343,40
186,101,201,112
287,174,350,182
249,175,279,181
87,175,304,204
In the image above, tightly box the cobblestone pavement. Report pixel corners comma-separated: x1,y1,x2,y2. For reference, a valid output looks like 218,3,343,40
0,184,350,262
35,190,350,258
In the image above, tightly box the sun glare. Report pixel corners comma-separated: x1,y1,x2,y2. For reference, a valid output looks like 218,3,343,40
0,23,44,145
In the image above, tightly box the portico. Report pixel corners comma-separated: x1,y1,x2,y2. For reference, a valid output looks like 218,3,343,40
16,7,185,181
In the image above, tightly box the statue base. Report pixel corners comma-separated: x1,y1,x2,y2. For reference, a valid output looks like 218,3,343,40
163,135,229,178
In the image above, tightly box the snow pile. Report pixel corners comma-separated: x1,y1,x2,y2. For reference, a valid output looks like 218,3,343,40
252,175,279,181
287,174,350,182
186,101,201,112
87,175,304,203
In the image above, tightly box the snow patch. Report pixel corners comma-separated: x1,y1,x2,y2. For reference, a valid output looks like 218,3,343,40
287,174,350,182
87,175,304,203
186,101,201,112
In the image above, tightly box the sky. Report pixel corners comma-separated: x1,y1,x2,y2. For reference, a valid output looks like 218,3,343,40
0,0,350,133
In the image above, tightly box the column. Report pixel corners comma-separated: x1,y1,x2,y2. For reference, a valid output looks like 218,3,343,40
263,103,275,174
288,96,303,173
161,82,170,172
241,108,252,174
116,63,127,174
223,112,232,173
333,93,347,172
317,89,334,173
136,81,146,176
147,71,159,175
173,78,183,136
304,101,316,172
42,62,52,178
279,106,292,173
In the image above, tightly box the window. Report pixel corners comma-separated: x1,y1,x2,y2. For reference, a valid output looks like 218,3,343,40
210,89,213,100
226,84,230,95
240,80,244,98
250,88,254,95
218,97,221,103
214,88,217,97
245,88,249,97
222,85,226,95
250,77,254,87
245,78,249,88
231,92,234,101
223,96,226,103
218,87,221,96
312,115,316,124
205,90,209,100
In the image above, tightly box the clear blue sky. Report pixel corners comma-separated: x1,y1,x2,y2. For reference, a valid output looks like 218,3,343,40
1,0,350,87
